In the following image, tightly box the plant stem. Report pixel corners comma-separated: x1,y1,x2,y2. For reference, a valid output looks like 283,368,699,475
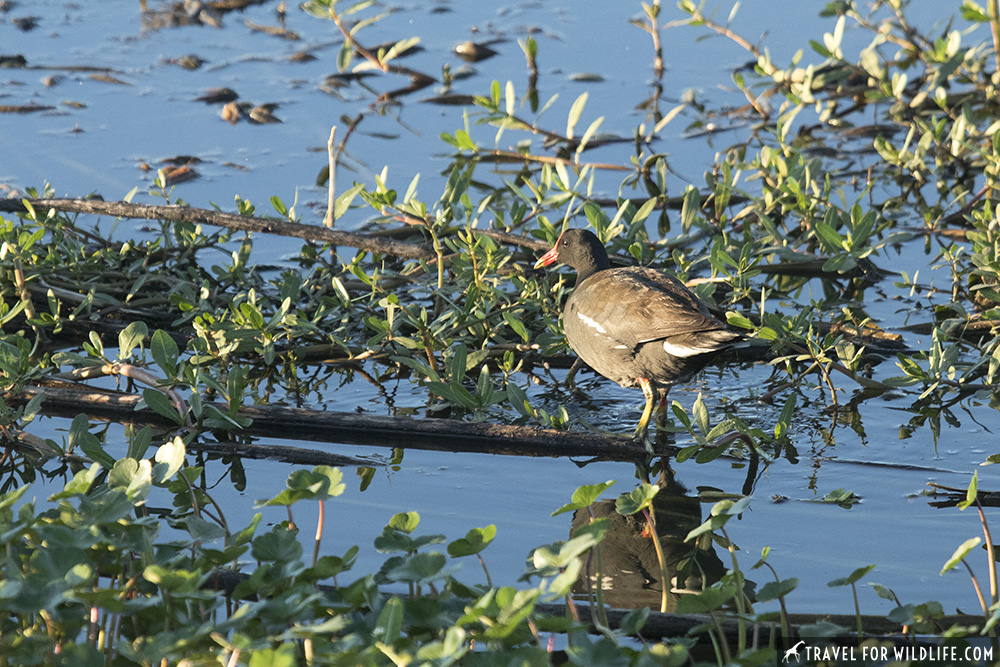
989,0,1000,74
852,582,862,639
681,7,776,76
762,561,791,638
720,526,747,655
976,500,998,604
476,553,492,589
312,500,324,567
962,560,989,617
642,507,670,613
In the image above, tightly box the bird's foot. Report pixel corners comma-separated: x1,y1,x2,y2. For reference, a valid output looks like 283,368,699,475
633,425,656,456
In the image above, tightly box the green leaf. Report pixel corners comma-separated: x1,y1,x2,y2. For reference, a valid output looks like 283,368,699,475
427,381,478,409
852,209,877,247
680,186,700,230
632,196,659,225
618,606,650,636
576,115,604,155
566,92,588,139
334,182,365,221
87,330,105,358
871,583,897,601
125,425,152,461
725,312,756,329
143,565,208,593
450,344,468,381
822,488,861,508
756,577,798,602
552,480,616,516
252,527,303,563
958,471,978,510
179,514,226,542
150,329,179,377
50,464,100,499
506,382,531,417
448,525,496,557
692,394,709,435
547,557,583,596
615,484,659,516
570,516,609,546
887,604,916,625
336,40,353,72
503,310,529,342
117,321,148,360
142,388,184,425
389,511,420,533
269,195,287,217
941,537,981,574
108,457,152,501
828,564,875,587
152,437,186,484
531,533,599,570
674,584,738,613
289,466,345,499
248,643,297,667
70,413,116,468
374,528,445,554
257,466,345,506
962,1,989,22
386,552,449,584
0,485,30,510
814,218,845,252
685,512,730,542
374,596,404,644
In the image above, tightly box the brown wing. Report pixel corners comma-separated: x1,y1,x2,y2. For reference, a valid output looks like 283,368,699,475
567,268,729,349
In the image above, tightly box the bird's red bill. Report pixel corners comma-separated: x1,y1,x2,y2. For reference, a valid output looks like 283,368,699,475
533,232,565,269
533,245,560,268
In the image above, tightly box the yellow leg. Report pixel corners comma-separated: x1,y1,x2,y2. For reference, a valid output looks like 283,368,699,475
636,378,656,454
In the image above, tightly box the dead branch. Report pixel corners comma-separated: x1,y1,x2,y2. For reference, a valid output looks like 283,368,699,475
0,198,435,261
3,384,661,462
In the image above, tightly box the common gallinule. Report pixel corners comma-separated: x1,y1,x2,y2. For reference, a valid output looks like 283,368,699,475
534,229,744,446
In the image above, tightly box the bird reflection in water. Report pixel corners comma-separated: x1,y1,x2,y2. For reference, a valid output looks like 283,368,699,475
569,465,753,612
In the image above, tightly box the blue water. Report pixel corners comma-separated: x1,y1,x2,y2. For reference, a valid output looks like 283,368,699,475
2,0,997,616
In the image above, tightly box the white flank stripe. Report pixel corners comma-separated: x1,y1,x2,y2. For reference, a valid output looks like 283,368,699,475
577,312,608,334
663,340,715,357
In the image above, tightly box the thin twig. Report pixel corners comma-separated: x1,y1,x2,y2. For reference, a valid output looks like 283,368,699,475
669,9,775,76
0,198,436,261
12,258,43,340
977,499,998,604
483,149,630,171
323,125,337,229
328,6,434,84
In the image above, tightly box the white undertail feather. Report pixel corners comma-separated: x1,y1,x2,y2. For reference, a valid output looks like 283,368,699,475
662,340,720,357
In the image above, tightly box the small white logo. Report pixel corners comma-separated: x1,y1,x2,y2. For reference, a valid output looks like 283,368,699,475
783,641,806,663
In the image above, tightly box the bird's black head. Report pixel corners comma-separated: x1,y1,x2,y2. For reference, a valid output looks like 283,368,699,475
533,228,611,282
